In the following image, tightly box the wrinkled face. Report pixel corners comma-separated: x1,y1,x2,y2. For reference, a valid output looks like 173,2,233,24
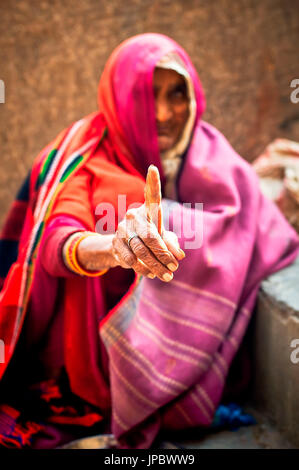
153,67,190,153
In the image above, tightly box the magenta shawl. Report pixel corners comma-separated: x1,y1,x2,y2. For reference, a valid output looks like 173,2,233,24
96,34,299,448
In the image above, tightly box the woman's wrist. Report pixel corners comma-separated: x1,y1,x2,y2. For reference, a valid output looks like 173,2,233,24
63,231,119,275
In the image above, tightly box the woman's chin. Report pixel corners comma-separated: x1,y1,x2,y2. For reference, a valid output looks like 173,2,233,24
158,136,175,153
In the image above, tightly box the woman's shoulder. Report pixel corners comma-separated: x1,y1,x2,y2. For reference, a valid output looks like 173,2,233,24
199,120,257,175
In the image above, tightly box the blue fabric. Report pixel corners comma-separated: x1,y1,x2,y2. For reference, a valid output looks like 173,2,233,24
212,403,256,431
0,240,18,278
17,171,30,201
0,172,31,286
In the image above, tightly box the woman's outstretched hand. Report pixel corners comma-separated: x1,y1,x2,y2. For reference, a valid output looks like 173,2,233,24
73,165,184,280
111,165,185,281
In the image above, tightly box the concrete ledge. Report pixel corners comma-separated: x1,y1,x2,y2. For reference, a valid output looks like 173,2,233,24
252,256,299,447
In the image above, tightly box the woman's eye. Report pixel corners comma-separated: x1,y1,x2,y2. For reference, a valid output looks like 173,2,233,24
171,87,186,100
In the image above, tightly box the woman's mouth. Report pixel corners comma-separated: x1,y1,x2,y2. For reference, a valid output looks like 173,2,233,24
157,133,175,151
157,126,172,136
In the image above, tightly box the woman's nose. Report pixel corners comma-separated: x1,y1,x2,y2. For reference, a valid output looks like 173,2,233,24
155,99,173,123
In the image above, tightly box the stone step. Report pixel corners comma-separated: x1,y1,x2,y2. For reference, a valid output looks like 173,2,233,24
60,407,293,449
158,407,293,449
252,255,299,447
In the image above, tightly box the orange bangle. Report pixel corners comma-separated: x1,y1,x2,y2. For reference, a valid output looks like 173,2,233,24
65,232,108,277
64,232,82,273
64,236,77,273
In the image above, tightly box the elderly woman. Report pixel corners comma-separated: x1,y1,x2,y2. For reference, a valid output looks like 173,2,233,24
0,33,298,449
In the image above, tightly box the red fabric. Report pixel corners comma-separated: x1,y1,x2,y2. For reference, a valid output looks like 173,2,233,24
48,142,145,230
0,404,42,448
48,413,103,427
0,108,142,437
0,113,108,381
41,223,84,278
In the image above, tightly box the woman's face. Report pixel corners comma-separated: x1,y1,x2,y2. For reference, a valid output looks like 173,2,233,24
153,67,190,153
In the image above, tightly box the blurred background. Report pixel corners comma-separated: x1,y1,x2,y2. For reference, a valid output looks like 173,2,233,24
0,0,299,227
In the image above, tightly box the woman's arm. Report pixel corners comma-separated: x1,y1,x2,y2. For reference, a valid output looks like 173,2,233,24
42,167,184,280
64,231,118,273
40,217,119,277
73,166,185,281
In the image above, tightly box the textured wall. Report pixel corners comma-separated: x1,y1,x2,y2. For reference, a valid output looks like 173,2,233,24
1,0,299,227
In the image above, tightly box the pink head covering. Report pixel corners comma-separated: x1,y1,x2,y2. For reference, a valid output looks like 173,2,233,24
98,33,205,184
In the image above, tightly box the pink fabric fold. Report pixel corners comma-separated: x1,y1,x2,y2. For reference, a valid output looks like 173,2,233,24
98,116,299,447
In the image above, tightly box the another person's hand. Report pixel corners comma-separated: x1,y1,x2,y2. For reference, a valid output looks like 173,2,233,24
111,165,185,281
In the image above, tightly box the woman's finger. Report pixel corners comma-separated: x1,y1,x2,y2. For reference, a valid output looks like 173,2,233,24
162,230,186,261
118,204,177,276
144,165,163,235
112,235,154,278
128,234,174,282
134,218,179,272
